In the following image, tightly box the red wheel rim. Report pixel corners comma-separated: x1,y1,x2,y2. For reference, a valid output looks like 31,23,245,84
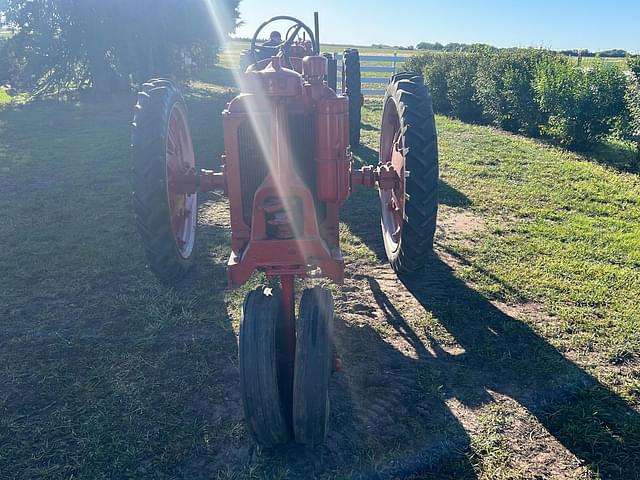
379,97,405,253
166,103,197,259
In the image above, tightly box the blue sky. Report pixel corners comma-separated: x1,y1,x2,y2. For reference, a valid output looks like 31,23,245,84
233,0,640,53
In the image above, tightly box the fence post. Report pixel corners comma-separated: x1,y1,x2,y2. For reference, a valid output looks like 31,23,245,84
392,52,397,75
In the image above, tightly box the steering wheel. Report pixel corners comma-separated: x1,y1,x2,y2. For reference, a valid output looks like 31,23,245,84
250,16,318,65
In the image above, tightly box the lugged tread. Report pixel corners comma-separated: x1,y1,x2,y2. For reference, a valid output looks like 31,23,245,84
343,48,362,148
131,78,196,284
380,73,439,274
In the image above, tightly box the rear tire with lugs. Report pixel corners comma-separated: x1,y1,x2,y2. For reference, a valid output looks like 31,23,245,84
343,48,362,148
379,73,439,274
132,79,198,284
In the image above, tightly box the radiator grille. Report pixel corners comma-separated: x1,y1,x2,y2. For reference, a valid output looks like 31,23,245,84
238,120,270,225
237,113,324,226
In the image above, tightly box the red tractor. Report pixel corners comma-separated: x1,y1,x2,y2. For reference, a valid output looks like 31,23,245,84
131,14,438,446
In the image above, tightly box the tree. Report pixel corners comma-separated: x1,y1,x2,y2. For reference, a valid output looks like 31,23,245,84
1,0,240,96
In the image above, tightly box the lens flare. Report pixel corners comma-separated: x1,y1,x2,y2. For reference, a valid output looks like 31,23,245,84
203,1,312,266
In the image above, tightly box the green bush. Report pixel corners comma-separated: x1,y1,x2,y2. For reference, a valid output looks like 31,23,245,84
404,52,452,114
446,53,483,121
403,52,482,121
625,77,640,161
628,56,640,80
404,48,633,152
534,60,628,149
474,49,554,136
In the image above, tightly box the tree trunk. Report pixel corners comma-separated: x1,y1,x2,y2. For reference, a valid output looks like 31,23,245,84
87,48,111,97
76,1,113,98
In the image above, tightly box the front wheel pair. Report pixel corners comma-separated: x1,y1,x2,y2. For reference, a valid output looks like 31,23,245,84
239,286,333,447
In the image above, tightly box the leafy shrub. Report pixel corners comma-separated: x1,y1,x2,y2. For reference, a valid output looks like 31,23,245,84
404,52,452,114
628,56,640,81
534,60,628,149
625,76,640,161
474,49,554,136
446,53,483,121
405,48,633,152
403,52,482,121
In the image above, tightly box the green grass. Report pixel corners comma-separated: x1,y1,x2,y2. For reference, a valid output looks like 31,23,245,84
0,88,11,105
2,67,640,478
0,90,238,478
0,86,30,106
356,99,640,363
434,116,640,359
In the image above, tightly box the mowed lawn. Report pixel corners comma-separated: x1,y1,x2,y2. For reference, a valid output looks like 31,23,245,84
1,67,640,479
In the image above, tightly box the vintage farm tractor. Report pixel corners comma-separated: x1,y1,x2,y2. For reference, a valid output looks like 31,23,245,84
131,14,438,446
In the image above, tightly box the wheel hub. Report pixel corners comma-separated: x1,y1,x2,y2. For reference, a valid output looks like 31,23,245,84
166,104,197,259
379,100,405,252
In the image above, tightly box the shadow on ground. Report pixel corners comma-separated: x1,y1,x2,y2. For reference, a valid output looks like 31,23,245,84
439,180,472,208
353,144,378,166
340,184,640,479
395,254,640,479
0,93,245,478
584,139,639,173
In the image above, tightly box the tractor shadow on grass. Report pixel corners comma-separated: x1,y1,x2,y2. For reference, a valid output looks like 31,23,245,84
439,180,472,208
353,144,379,166
395,257,640,478
340,192,640,479
0,93,251,478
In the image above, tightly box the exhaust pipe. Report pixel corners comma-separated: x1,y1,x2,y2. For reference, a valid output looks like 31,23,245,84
314,11,320,54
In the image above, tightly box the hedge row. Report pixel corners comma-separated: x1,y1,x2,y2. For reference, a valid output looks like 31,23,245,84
404,50,638,152
626,58,640,156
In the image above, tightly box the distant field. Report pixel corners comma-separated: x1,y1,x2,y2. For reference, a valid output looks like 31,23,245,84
575,56,629,67
219,38,417,69
222,38,419,56
0,88,10,105
220,39,631,73
219,39,417,94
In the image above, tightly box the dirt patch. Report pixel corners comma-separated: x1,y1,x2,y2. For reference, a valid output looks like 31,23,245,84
460,392,594,479
436,205,486,243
